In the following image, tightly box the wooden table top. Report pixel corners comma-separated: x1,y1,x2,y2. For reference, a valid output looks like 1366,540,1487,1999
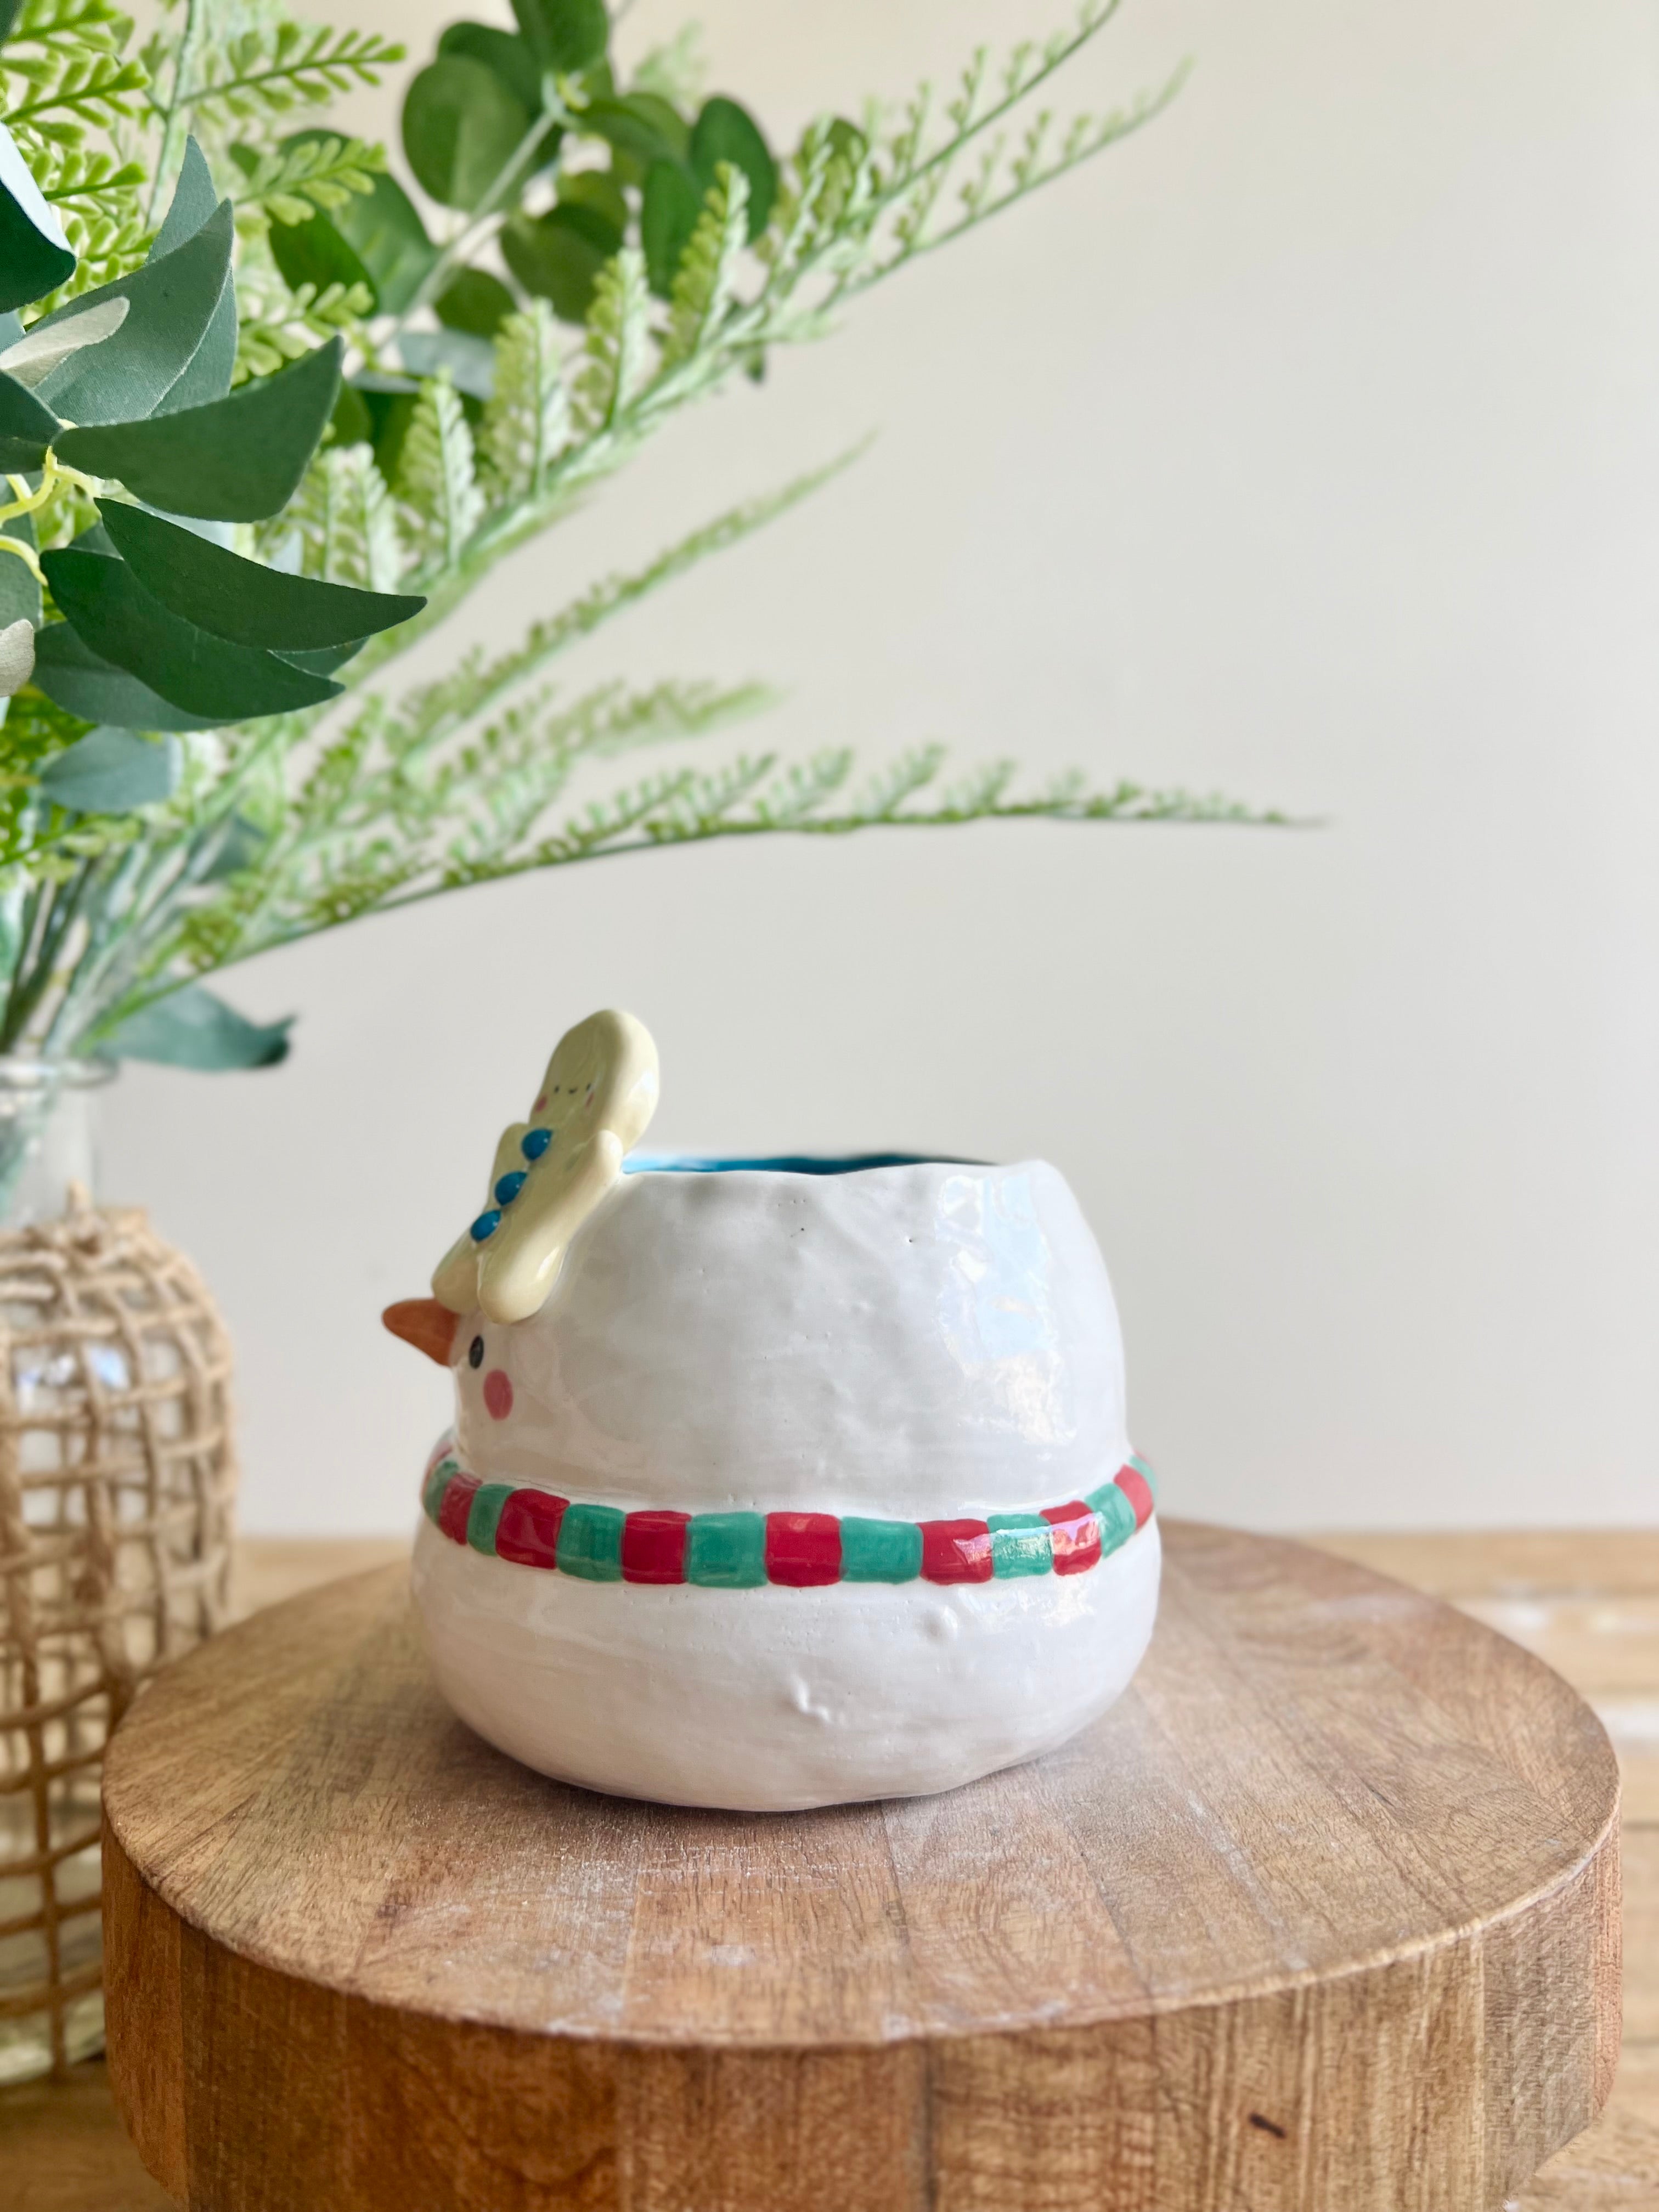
6,1528,1657,2210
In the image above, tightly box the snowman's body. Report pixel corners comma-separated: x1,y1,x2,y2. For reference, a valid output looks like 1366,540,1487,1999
410,1152,1161,1811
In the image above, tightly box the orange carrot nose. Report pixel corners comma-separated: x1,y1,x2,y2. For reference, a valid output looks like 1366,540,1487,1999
382,1298,459,1367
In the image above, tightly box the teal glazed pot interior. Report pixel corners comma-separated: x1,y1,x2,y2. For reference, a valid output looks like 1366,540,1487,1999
625,1150,983,1173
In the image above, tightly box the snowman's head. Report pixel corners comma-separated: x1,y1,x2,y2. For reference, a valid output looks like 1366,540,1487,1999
383,1008,658,1373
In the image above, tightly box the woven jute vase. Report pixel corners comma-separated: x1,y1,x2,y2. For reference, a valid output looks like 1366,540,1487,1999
0,1193,236,2081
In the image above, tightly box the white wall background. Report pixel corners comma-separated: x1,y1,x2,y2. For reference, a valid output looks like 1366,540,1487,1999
103,0,1659,1533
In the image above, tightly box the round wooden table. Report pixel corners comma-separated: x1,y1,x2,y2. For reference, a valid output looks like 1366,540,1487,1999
101,1522,1621,2211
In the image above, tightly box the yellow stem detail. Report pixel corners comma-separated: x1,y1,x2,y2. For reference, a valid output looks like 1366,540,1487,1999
0,535,44,584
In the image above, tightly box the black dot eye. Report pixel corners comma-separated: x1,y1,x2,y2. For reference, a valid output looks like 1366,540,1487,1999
468,1335,484,1369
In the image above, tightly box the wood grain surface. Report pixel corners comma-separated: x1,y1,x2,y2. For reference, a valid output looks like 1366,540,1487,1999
90,1521,1621,2212
5,1526,1655,2212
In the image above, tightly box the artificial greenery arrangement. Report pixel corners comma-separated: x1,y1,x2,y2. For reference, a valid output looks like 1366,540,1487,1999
0,0,1246,1189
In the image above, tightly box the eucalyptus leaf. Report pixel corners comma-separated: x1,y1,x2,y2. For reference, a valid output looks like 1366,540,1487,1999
41,545,345,719
0,121,76,313
94,500,424,650
691,97,776,239
558,168,628,229
266,139,436,315
101,983,292,1071
0,617,33,698
438,22,543,115
59,340,344,522
330,380,375,447
149,137,218,262
35,202,234,426
403,55,528,212
268,204,375,303
330,171,437,314
436,267,516,337
399,328,495,399
161,275,238,414
0,515,40,628
502,202,619,323
38,726,180,812
0,371,59,470
273,639,366,675
30,622,225,731
510,0,607,77
642,160,703,296
0,297,129,390
582,93,689,172
364,387,419,480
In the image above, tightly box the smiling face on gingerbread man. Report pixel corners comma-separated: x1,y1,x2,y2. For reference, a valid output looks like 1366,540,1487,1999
430,1009,659,1328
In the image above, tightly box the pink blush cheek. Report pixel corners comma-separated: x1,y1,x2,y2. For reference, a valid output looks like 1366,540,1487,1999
482,1369,514,1421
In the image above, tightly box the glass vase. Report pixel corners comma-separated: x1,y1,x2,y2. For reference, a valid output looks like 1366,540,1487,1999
0,1056,115,2081
0,1055,113,1232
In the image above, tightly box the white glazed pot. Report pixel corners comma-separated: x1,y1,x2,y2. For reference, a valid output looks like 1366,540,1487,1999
410,1155,1160,1810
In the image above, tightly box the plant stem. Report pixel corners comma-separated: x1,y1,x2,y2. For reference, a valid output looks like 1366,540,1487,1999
0,860,94,1051
0,877,47,1050
388,108,566,338
838,67,1190,300
148,0,206,225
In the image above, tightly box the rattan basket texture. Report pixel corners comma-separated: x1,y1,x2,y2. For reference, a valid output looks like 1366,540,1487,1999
0,1197,235,2079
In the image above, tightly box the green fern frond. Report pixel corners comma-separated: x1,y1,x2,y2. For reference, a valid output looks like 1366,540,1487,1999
749,750,856,826
227,131,382,224
27,203,145,301
574,247,651,430
2,59,148,149
273,443,403,590
396,373,484,571
424,748,1286,888
18,140,147,304
661,165,749,367
769,117,876,274
1,0,147,152
32,140,143,204
854,746,949,819
940,759,1018,814
234,273,370,382
479,302,569,505
357,451,854,743
5,0,129,59
293,704,382,825
171,22,404,128
828,3,1187,297
857,74,1188,289
640,753,780,842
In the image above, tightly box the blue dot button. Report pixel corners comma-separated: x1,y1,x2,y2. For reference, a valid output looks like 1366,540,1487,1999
521,1127,552,1160
494,1170,527,1205
469,1209,502,1243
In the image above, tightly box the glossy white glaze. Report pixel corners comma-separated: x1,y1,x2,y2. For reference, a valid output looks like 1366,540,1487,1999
410,1141,1160,1809
413,1512,1161,1810
446,1158,1130,1520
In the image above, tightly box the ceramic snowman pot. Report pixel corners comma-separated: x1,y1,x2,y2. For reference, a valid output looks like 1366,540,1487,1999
386,1010,1160,1812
